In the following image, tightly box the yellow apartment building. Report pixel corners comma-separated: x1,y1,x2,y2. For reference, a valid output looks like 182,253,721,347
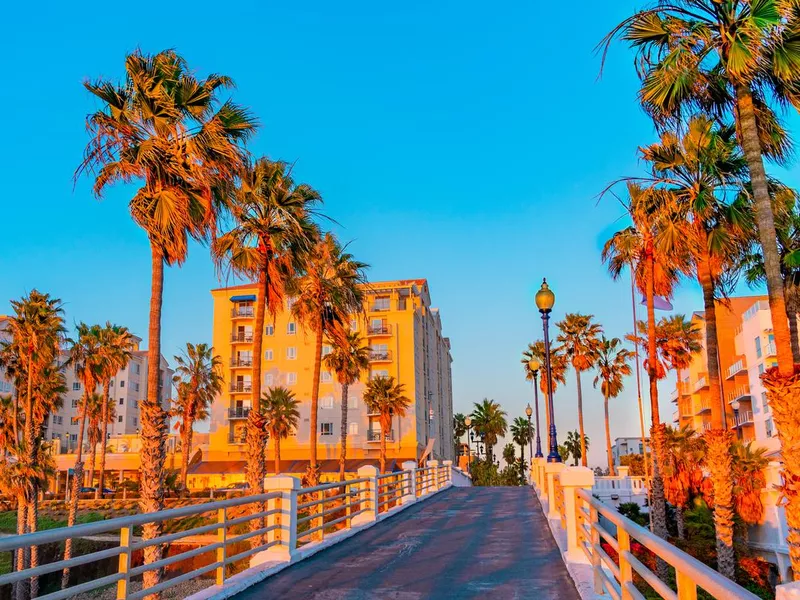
672,296,769,443
191,279,454,489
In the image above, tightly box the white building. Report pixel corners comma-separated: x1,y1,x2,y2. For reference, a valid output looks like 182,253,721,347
0,317,13,396
611,437,650,466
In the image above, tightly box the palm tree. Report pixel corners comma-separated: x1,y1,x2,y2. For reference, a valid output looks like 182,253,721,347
556,314,603,467
95,323,135,499
522,341,568,450
470,399,507,465
324,330,370,480
261,387,301,475
363,376,411,473
453,413,468,461
510,417,532,465
80,393,105,492
731,442,770,543
63,323,105,587
564,431,589,467
627,316,702,381
290,232,367,485
77,50,257,593
502,443,516,467
593,337,633,476
170,343,223,491
662,426,705,539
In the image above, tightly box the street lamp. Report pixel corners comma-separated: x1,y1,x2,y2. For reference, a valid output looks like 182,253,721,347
527,358,544,458
464,416,473,472
536,278,561,463
730,399,742,440
525,403,535,480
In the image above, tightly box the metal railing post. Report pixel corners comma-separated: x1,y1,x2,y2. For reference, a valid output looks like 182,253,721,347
401,462,417,505
618,528,633,599
116,525,133,600
216,508,227,586
677,570,698,600
590,506,603,595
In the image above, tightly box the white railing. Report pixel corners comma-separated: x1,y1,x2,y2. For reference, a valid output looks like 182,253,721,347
726,359,745,379
0,461,455,600
694,399,711,415
693,377,708,393
575,487,760,600
735,410,755,427
593,475,648,508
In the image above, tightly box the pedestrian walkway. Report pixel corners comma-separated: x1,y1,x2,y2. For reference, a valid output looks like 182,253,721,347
234,486,581,599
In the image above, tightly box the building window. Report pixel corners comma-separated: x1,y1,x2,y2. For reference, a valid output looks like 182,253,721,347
71,399,79,408
762,392,769,413
758,364,765,375
265,349,273,361
72,382,81,391
134,400,138,409
371,369,389,379
133,363,140,375
265,325,274,336
321,371,332,383
349,396,358,409
134,383,140,392
70,434,77,442
373,297,390,311
321,395,334,409
132,417,138,426
755,337,762,358
118,416,123,423
766,418,774,437
320,422,334,436
287,373,297,385
287,347,297,360
120,380,125,388
349,422,358,435
287,322,297,335
322,345,332,357
119,398,124,405
265,374,274,387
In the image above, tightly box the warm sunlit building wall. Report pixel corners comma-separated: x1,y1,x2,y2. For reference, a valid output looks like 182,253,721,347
197,279,454,489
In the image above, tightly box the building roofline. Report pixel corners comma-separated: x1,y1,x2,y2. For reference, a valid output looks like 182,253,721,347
211,278,428,294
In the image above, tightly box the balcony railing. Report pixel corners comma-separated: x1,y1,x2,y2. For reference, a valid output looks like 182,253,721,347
727,386,750,405
367,324,392,335
765,341,777,357
228,407,251,420
231,307,254,318
693,376,708,392
726,359,746,379
230,357,253,367
230,332,254,343
367,429,394,442
694,400,711,415
702,422,712,432
734,410,754,427
229,382,253,393
369,304,391,312
369,350,392,362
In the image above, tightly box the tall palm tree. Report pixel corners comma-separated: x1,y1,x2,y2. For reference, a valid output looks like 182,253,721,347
77,50,256,593
290,233,367,485
80,393,105,491
556,314,603,467
564,431,589,467
96,323,135,499
63,323,104,587
470,399,507,465
170,343,223,491
510,417,532,465
662,426,705,539
522,341,568,450
627,316,703,381
593,337,633,476
261,386,301,475
731,442,770,543
363,376,411,473
324,330,370,480
602,183,688,549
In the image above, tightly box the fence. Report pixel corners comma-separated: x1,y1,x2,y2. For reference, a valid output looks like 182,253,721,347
593,471,647,508
0,461,454,600
529,457,761,600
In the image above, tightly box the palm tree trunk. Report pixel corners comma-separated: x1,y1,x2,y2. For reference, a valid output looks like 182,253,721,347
380,425,387,474
339,382,349,481
576,370,587,467
245,412,266,547
787,287,800,364
24,354,39,598
735,84,794,375
252,261,267,416
275,436,281,476
62,385,89,590
676,506,686,540
88,432,97,491
308,316,324,486
15,493,28,600
604,393,614,476
28,484,39,598
180,416,192,493
96,382,111,499
140,242,168,599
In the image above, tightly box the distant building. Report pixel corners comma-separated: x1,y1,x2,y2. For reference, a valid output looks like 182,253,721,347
611,437,650,466
0,317,13,396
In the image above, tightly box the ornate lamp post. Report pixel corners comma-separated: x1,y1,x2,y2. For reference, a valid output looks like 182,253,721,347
536,278,561,463
730,399,742,441
525,404,535,472
527,358,543,458
464,416,473,472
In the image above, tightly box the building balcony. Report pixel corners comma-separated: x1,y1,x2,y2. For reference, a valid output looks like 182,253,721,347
229,382,253,393
369,304,391,313
765,341,777,358
367,324,392,336
733,410,754,427
727,386,751,405
228,407,251,420
702,422,712,432
230,357,253,368
228,430,247,444
369,350,392,362
726,359,746,380
693,376,708,393
367,429,394,442
231,307,254,319
230,332,254,343
694,400,711,416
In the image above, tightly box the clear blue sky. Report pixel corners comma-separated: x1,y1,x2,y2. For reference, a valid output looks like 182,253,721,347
3,1,794,467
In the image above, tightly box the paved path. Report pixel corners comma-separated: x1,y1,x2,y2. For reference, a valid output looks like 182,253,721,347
234,486,581,600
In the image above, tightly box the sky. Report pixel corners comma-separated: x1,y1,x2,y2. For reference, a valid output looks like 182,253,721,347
3,1,797,468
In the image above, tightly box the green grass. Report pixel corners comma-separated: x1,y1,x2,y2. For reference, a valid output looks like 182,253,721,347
0,511,106,534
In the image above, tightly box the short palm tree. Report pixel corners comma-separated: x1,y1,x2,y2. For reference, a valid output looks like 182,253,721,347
522,341,568,449
290,232,367,484
470,399,507,465
261,387,301,475
453,413,468,460
564,431,589,467
77,50,256,590
170,343,223,491
510,417,532,465
593,337,632,476
731,442,770,543
324,330,370,480
363,376,411,473
556,314,603,467
502,443,516,467
79,393,104,491
96,323,135,498
662,426,705,539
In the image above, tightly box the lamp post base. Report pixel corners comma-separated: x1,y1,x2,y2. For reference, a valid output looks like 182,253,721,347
547,451,562,463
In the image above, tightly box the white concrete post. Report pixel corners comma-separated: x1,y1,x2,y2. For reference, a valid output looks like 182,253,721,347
426,460,440,492
617,466,630,478
352,465,379,526
545,462,565,520
401,461,417,505
442,460,453,488
777,582,800,599
559,466,594,563
252,475,299,566
535,458,547,498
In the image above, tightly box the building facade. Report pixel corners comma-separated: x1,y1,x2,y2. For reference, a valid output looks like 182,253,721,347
199,279,454,488
611,437,650,466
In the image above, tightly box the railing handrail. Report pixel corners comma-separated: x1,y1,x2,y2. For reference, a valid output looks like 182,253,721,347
301,477,371,495
576,488,760,599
